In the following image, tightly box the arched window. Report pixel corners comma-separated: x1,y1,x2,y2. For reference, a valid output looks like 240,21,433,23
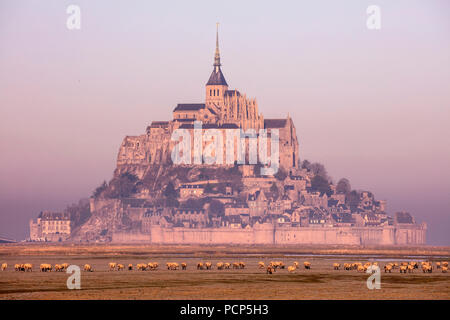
214,89,216,96
210,89,212,96
217,89,220,96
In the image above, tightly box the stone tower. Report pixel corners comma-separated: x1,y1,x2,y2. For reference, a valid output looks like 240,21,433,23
205,23,228,108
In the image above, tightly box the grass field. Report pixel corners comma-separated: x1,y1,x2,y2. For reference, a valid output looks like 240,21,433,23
0,244,449,300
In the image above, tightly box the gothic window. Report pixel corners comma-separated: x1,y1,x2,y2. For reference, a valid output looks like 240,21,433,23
217,89,220,96
210,89,212,96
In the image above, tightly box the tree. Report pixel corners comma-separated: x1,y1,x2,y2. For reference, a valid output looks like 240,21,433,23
163,182,177,198
209,200,225,217
310,175,332,196
274,168,287,181
336,178,351,194
301,160,311,170
309,162,328,180
92,181,107,198
104,172,139,198
65,199,91,227
270,182,278,193
269,182,280,200
204,183,214,194
346,190,360,212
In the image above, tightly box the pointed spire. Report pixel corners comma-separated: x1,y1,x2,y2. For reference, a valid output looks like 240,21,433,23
206,23,228,87
214,22,221,69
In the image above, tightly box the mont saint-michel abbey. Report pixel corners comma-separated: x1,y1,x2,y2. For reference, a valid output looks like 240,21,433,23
31,27,426,245
115,27,299,174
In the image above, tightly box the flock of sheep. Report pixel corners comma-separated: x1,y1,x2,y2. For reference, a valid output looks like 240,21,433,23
331,260,448,274
1,260,447,274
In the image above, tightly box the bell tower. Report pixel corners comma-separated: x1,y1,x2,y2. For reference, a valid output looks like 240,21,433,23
205,23,228,108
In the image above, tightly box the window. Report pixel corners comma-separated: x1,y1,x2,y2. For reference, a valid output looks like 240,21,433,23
214,89,216,96
217,89,220,96
210,89,212,96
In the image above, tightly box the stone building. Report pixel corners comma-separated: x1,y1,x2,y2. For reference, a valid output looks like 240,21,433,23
115,25,300,176
29,211,71,242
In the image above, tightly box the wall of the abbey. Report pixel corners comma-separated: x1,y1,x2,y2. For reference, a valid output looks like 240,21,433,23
115,118,300,172
110,224,426,245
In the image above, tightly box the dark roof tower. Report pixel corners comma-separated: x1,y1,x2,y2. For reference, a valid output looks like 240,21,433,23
206,23,228,86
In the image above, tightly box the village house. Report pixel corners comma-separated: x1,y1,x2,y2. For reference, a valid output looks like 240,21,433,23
29,211,72,242
179,184,204,198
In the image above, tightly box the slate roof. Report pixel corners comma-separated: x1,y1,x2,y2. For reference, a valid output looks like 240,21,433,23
173,104,206,112
39,211,70,220
178,123,239,130
395,212,414,224
206,68,228,86
149,121,169,128
264,119,287,128
224,90,240,97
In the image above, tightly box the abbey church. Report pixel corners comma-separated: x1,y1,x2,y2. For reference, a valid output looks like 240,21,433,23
116,26,300,177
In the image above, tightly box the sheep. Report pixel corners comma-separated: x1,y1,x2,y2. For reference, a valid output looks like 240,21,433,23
22,263,32,272
258,261,265,269
117,264,124,271
150,262,158,270
224,262,231,269
166,262,179,270
333,263,340,270
384,264,393,273
442,266,448,273
147,262,158,271
181,262,187,270
205,262,212,270
84,264,92,272
270,261,284,269
239,261,245,269
108,262,117,271
197,262,204,270
422,264,432,273
303,261,311,270
217,262,224,270
266,266,274,274
288,265,296,273
1,263,7,271
136,263,147,271
407,264,414,273
399,265,407,273
40,264,52,272
128,264,133,271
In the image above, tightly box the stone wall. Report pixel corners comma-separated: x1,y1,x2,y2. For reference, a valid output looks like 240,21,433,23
110,223,426,245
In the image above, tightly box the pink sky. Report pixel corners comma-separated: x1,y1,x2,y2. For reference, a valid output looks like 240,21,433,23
0,1,449,244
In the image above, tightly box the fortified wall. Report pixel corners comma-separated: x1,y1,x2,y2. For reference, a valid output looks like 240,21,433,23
111,224,426,246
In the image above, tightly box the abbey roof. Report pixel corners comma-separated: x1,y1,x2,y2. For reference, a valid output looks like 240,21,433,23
264,119,287,128
173,104,206,112
206,68,228,86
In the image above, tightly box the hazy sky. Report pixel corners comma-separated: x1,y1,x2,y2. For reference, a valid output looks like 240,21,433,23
1,0,449,244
